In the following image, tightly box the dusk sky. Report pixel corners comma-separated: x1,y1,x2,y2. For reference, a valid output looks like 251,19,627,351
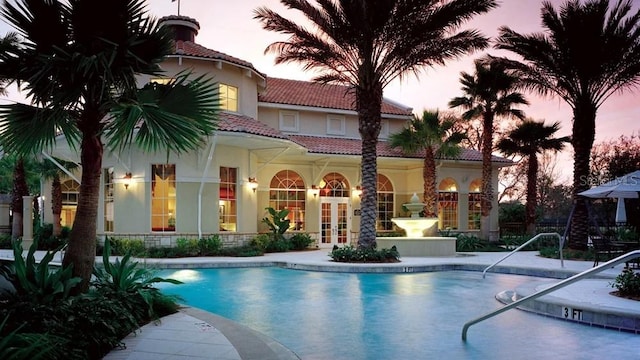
1,0,639,184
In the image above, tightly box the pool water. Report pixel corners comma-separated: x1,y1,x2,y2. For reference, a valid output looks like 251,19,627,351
157,268,638,360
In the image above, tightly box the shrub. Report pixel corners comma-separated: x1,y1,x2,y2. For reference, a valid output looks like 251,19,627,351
329,245,400,263
262,207,290,241
250,234,271,252
109,237,146,256
0,314,68,360
0,234,10,249
92,239,182,321
456,234,484,252
220,245,263,257
33,223,70,250
289,233,315,250
144,246,172,258
266,236,291,253
175,238,200,257
198,235,222,256
0,239,81,304
611,267,640,297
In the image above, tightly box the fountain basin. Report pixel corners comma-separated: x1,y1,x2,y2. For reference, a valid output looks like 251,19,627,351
376,236,457,257
391,217,438,237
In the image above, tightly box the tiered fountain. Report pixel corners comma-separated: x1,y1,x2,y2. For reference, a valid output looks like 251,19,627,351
376,193,457,257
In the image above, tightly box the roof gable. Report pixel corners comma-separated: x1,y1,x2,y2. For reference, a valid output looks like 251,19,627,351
172,40,266,79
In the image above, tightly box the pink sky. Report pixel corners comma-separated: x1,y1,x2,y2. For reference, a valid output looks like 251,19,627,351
1,0,639,184
149,0,640,184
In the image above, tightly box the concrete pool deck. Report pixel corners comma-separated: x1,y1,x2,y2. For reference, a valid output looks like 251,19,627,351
1,249,637,359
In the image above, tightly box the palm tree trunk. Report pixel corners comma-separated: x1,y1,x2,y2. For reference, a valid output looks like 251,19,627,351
356,84,382,249
10,158,28,241
423,148,437,218
525,155,538,235
52,175,62,237
569,104,596,250
63,132,103,293
480,112,494,239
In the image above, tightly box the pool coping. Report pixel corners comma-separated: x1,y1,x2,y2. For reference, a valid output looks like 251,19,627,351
496,280,640,334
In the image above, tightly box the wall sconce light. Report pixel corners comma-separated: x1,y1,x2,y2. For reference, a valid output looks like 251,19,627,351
353,185,362,198
247,177,259,193
123,172,132,190
309,185,319,198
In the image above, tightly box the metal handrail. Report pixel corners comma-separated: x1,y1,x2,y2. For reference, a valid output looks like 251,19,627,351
482,232,564,278
462,249,640,341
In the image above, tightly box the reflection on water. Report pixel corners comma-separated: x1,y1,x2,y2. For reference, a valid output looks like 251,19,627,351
157,268,637,360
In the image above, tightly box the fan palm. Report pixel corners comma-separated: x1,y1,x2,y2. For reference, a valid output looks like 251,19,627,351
497,120,570,235
493,0,640,249
448,57,528,239
0,0,219,292
254,0,497,248
389,110,466,218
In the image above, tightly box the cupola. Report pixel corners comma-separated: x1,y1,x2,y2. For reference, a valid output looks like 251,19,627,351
158,15,200,42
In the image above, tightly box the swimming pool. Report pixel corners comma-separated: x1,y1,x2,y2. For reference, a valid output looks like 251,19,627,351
157,268,638,360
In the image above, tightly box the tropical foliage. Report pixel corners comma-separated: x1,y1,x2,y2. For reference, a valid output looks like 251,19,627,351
329,244,400,263
0,0,220,291
0,239,80,304
255,0,498,248
497,120,570,234
0,154,39,195
389,109,465,217
0,238,182,359
493,0,640,249
262,207,291,240
449,57,528,239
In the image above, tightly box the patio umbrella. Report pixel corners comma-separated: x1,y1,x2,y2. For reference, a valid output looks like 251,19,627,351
578,170,640,199
615,198,627,223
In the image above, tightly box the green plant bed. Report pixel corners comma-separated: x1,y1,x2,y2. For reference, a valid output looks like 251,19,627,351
538,247,595,261
611,268,640,301
329,245,400,263
1,239,183,359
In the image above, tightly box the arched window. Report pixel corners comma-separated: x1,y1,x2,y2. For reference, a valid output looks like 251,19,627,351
61,179,80,228
438,178,458,230
269,170,306,231
319,172,350,197
468,179,482,230
377,174,394,231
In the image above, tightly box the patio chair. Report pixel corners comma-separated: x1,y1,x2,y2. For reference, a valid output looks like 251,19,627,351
589,234,625,267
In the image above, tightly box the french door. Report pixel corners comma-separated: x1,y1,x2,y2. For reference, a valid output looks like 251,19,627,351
319,197,350,248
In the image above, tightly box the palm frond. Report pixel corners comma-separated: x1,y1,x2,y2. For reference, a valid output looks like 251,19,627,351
0,103,79,155
105,71,220,155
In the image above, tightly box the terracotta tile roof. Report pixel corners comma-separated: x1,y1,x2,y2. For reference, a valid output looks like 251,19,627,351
213,116,509,164
173,40,265,78
217,112,287,139
258,78,413,116
288,135,512,163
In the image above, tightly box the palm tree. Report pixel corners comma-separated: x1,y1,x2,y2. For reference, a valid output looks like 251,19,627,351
10,157,28,241
254,0,497,248
493,0,640,249
448,57,528,239
497,120,570,235
38,158,79,237
0,0,219,291
389,110,465,218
